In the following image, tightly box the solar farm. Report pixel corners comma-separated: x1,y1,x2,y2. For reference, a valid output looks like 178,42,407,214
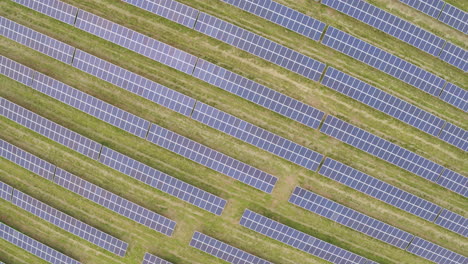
0,0,466,263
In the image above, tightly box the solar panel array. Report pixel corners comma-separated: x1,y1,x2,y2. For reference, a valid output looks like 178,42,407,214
438,122,468,151
438,3,468,34
438,82,467,113
11,189,129,256
192,102,324,171
54,168,176,236
438,42,468,72
221,0,326,41
142,253,173,264
99,147,227,215
11,0,79,25
0,222,81,264
320,115,445,183
0,98,102,160
289,187,414,249
322,26,446,97
406,236,467,264
192,59,325,129
399,0,444,18
0,16,75,64
321,67,446,136
435,209,468,237
322,0,446,56
0,181,13,202
0,55,34,86
240,209,371,264
436,169,467,198
146,123,278,193
194,12,326,82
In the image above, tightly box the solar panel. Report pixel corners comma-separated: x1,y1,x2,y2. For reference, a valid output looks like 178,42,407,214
406,237,467,264
146,124,278,193
11,189,128,256
434,209,468,237
240,209,371,264
320,115,445,182
194,12,326,82
0,55,34,86
72,49,196,117
192,102,324,171
11,0,79,25
0,139,56,181
318,158,443,222
75,10,198,74
221,0,326,41
32,71,151,138
438,3,468,34
193,59,325,129
322,0,446,56
436,169,467,198
0,181,13,202
190,232,272,264
142,253,172,264
321,67,446,136
438,82,468,113
321,26,446,96
0,222,81,264
438,122,468,151
99,147,227,215
0,17,75,64
289,186,414,249
438,42,468,72
399,0,444,18
0,98,102,160
121,0,199,28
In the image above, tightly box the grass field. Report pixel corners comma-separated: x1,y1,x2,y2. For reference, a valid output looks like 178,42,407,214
0,0,466,263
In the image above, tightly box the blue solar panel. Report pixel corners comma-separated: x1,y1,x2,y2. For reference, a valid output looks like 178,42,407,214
72,49,196,117
320,115,445,182
438,122,468,151
438,3,468,34
399,0,444,18
439,82,468,112
193,59,325,129
12,0,79,25
122,0,199,28
194,12,326,81
240,209,371,264
190,232,272,264
75,10,197,74
438,42,468,72
0,55,34,86
0,222,81,264
406,237,467,264
0,98,102,160
142,253,172,264
321,26,446,96
221,0,326,41
99,147,227,215
434,209,467,237
191,102,324,171
0,181,13,202
146,124,277,193
0,17,75,64
0,139,56,181
322,0,446,56
321,67,446,136
11,189,128,256
436,169,467,198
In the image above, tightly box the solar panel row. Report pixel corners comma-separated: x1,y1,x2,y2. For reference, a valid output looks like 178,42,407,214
12,0,79,25
436,169,467,198
0,181,13,202
438,3,468,34
142,253,173,264
406,236,467,264
438,122,468,152
434,209,467,237
438,82,467,113
438,42,467,72
399,0,444,19
0,55,34,86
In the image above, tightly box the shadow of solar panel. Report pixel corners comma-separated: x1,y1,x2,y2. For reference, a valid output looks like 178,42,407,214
11,189,128,256
99,147,227,215
435,209,468,237
438,42,468,72
194,12,325,81
122,0,199,28
436,169,467,198
0,55,34,86
0,139,55,181
320,115,445,182
289,186,414,249
12,0,79,25
0,17,75,64
321,67,446,136
406,237,467,264
438,4,468,34
0,181,13,202
190,232,272,264
75,10,197,74
322,0,446,56
142,253,173,264
240,209,371,264
191,102,324,171
0,222,81,264
0,98,102,160
72,49,196,117
318,158,442,222
399,0,444,18
438,122,468,151
439,82,468,112
147,124,278,193
54,168,176,236
322,27,446,96
221,0,326,41
193,59,325,129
